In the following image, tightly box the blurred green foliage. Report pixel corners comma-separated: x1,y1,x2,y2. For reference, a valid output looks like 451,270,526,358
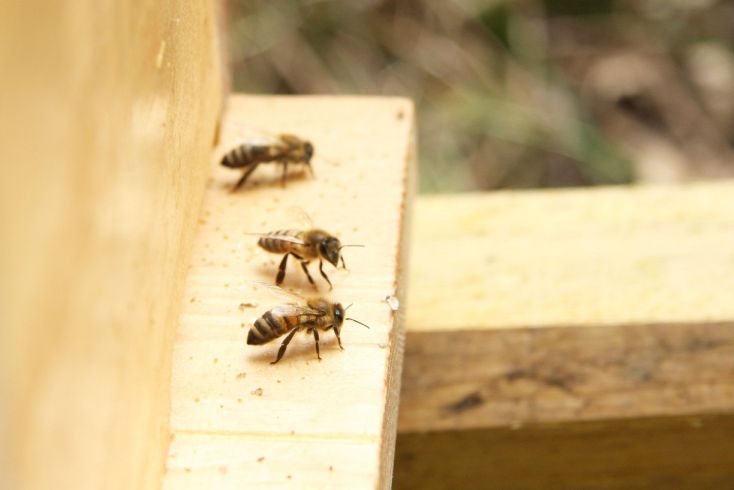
229,0,734,193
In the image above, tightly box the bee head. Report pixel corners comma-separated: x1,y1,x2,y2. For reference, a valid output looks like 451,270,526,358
333,303,345,327
319,237,341,267
304,142,314,162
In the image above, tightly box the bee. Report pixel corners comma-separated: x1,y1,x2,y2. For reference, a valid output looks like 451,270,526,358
256,228,362,291
221,133,315,190
247,295,370,364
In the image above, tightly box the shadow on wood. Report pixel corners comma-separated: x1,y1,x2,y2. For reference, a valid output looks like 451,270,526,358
395,414,734,489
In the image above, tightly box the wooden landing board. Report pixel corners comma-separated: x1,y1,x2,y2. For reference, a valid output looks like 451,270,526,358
163,96,414,489
401,183,734,432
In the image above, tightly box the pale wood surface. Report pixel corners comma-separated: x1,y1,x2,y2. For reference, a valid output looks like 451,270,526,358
401,183,734,432
167,433,379,488
408,183,734,331
162,96,415,489
0,2,223,490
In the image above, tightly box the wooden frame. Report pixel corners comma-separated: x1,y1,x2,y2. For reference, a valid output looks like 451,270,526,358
6,0,732,486
163,95,415,489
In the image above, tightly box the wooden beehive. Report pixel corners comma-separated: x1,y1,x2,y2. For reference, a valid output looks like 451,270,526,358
0,3,415,489
3,2,734,489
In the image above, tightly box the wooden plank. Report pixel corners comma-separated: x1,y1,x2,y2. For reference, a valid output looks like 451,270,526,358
166,434,379,488
407,183,734,331
162,95,415,489
395,414,734,490
0,2,223,490
401,183,734,431
400,321,734,432
398,183,734,488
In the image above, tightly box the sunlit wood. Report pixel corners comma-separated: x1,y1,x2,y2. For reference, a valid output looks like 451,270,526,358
162,95,415,489
0,2,224,490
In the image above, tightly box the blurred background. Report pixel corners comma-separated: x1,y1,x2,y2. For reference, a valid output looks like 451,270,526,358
228,0,734,193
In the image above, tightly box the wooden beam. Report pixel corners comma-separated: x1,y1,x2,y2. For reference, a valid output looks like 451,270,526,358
407,183,734,333
401,183,734,432
163,95,415,489
0,2,223,490
401,321,734,432
395,414,734,490
397,183,734,488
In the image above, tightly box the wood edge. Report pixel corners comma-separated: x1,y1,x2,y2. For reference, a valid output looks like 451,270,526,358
225,93,416,105
399,320,734,433
377,100,416,490
153,15,227,490
407,183,734,332
394,412,734,489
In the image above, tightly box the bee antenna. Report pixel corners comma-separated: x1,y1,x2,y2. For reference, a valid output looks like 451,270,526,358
346,318,371,329
344,303,354,311
318,155,340,166
339,244,365,250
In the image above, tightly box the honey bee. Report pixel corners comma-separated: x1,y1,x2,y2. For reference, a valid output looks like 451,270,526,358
247,295,370,364
221,133,315,190
256,228,362,291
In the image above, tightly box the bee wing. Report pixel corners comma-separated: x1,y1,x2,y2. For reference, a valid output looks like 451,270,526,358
236,128,280,147
253,282,307,302
286,206,314,228
243,232,307,246
245,207,313,237
216,125,282,160
269,304,325,318
222,122,280,144
222,122,337,166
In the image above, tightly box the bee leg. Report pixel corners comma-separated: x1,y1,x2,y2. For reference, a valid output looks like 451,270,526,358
271,328,299,365
299,260,318,291
306,161,315,178
312,329,322,360
340,256,348,271
276,253,291,285
232,164,259,192
333,326,344,350
318,260,333,291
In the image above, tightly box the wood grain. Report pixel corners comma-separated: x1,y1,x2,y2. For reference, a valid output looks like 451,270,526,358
395,414,734,490
162,95,415,489
401,183,734,432
167,433,379,489
0,2,223,490
407,183,734,331
398,184,734,488
400,322,734,432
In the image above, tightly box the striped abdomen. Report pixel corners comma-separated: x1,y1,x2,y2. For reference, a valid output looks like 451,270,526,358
248,311,291,345
257,230,307,255
247,307,318,345
221,144,278,168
